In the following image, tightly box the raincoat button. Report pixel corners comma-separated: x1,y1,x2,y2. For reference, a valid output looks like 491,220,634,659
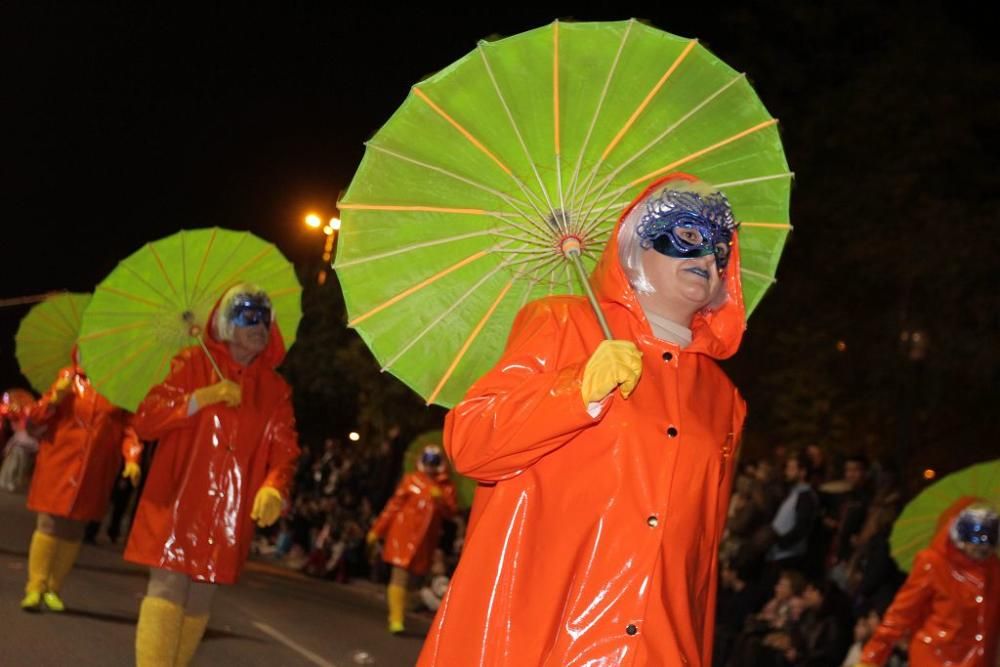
646,515,658,527
661,351,673,362
666,426,678,438
626,624,638,636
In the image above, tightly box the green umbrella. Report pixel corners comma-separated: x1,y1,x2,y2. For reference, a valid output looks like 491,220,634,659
15,292,92,393
337,20,791,407
403,430,476,509
78,228,302,411
889,458,1000,571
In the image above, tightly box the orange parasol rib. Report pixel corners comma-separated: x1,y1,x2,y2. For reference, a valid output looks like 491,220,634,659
339,203,489,215
553,21,561,156
426,279,514,405
348,249,494,327
628,118,778,187
739,221,793,230
412,87,513,175
147,241,181,300
97,286,165,310
601,39,698,161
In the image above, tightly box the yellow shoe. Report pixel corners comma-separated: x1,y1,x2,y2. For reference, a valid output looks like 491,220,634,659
20,590,42,612
42,591,65,612
387,583,407,634
388,620,405,634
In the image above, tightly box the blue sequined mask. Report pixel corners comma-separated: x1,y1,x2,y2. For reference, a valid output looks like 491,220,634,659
952,506,999,547
636,189,737,271
228,293,272,329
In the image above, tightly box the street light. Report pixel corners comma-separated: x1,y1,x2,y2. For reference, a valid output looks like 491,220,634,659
305,213,322,229
348,431,360,442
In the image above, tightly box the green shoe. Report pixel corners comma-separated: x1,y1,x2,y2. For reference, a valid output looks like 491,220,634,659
42,591,65,612
20,591,42,612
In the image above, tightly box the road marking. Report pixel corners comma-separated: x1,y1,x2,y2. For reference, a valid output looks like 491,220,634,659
252,621,341,667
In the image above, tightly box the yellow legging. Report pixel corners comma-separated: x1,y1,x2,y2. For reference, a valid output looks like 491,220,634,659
136,569,217,667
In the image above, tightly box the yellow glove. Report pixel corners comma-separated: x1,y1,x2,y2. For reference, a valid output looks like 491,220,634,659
429,485,442,499
366,530,379,546
52,376,73,403
122,462,142,486
250,486,283,527
192,380,241,410
581,340,643,405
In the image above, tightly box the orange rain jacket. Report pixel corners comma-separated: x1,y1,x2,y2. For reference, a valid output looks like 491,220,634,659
861,497,1000,667
418,176,748,667
27,365,140,522
124,302,300,584
372,469,458,575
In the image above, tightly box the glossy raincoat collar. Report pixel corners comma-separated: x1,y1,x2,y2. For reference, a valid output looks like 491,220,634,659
205,291,287,372
589,173,746,359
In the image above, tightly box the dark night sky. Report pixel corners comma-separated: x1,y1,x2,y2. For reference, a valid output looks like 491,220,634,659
3,3,996,466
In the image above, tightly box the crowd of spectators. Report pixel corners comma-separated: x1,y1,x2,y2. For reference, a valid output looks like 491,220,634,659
252,429,466,607
715,447,909,667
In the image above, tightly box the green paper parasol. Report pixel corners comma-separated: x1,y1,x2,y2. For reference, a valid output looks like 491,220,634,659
890,458,1000,571
15,292,92,393
337,20,791,408
78,228,302,411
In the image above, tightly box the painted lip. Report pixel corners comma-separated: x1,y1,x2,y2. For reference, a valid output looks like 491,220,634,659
684,267,710,280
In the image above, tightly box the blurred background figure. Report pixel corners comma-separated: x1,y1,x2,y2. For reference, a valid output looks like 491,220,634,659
367,444,456,634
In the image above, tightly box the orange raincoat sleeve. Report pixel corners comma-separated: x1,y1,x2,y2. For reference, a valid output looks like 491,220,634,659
439,479,458,519
259,395,299,498
860,549,936,665
445,301,608,483
30,366,75,426
121,421,143,465
133,351,201,441
372,476,411,538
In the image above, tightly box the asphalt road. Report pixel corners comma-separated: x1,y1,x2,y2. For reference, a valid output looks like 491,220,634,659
0,490,428,666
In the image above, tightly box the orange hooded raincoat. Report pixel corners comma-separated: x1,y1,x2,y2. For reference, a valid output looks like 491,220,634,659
861,497,1000,667
27,364,140,522
124,301,300,584
418,176,748,667
372,468,458,575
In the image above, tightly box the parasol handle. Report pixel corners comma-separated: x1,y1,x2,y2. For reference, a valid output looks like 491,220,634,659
195,335,226,383
563,240,613,340
184,312,226,382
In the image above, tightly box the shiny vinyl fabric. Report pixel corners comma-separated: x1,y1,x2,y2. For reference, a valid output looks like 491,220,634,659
26,366,140,522
417,176,748,667
372,470,458,576
124,306,300,584
862,497,1000,667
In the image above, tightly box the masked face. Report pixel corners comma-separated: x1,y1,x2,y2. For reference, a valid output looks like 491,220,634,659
637,188,737,273
225,291,272,360
950,505,999,560
419,445,445,474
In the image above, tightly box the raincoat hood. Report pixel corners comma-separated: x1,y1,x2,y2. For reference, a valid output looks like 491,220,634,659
590,173,746,359
205,290,287,370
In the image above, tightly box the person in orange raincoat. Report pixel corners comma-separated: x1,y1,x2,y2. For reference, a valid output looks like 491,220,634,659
368,443,458,634
857,498,999,667
418,174,748,667
125,284,300,667
20,351,142,613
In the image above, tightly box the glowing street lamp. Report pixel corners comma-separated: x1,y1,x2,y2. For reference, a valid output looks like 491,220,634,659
305,213,322,229
329,217,342,231
348,431,360,442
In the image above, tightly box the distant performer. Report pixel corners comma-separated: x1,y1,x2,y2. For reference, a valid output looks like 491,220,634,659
21,350,141,612
368,444,457,634
126,284,300,667
857,499,998,667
